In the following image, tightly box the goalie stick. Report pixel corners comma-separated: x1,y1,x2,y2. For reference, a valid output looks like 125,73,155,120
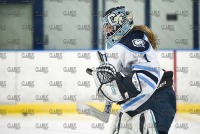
76,51,113,123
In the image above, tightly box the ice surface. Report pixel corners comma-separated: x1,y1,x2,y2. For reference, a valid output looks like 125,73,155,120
0,113,200,134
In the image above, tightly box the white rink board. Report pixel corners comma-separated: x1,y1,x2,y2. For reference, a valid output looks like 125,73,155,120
0,50,200,104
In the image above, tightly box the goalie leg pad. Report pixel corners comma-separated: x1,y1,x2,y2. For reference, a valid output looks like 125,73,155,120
109,111,132,134
110,109,158,134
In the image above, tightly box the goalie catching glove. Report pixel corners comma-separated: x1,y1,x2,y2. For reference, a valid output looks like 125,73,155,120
96,63,116,84
93,63,141,103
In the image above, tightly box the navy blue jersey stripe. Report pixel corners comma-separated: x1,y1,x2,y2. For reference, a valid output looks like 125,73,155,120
135,70,158,84
138,74,156,89
132,65,160,77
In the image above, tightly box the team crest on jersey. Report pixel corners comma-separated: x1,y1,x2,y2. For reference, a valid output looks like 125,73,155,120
132,39,145,48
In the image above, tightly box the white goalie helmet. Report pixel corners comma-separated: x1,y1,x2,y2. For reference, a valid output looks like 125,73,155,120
103,6,134,49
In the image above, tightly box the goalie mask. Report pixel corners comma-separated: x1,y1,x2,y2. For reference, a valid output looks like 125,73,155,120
103,6,134,49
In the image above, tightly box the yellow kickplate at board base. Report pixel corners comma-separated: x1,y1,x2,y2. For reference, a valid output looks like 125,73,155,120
0,103,199,115
0,102,121,115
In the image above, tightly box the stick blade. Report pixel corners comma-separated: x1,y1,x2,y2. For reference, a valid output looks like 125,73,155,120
77,102,110,123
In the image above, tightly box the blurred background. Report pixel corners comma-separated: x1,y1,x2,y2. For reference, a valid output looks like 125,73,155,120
0,0,199,50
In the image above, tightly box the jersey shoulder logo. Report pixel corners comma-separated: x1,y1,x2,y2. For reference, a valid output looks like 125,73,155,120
132,39,145,48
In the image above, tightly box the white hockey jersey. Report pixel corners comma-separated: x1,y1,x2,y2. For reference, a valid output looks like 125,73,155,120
105,30,164,112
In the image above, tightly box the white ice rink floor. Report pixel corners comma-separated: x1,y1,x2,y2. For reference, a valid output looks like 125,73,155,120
0,113,200,134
